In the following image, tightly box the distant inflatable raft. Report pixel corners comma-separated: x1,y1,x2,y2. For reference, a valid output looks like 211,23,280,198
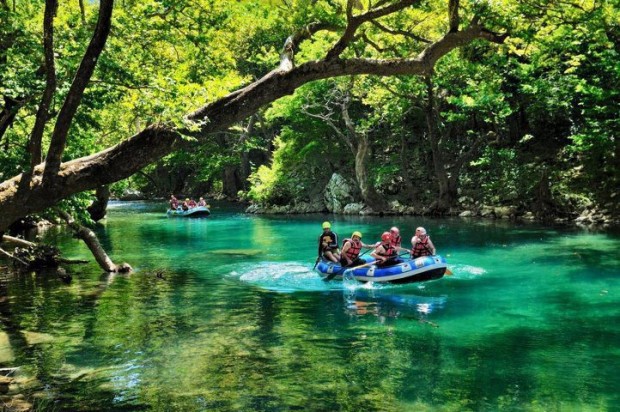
316,255,447,284
166,206,210,217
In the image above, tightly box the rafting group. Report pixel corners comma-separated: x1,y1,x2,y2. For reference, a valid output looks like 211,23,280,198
167,194,211,217
317,221,436,269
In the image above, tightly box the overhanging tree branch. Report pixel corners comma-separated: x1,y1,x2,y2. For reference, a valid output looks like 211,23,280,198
326,0,418,60
0,5,507,232
449,0,460,33
280,22,341,70
370,20,431,44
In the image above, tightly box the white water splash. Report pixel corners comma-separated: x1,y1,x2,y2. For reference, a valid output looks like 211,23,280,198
451,264,486,279
232,262,338,292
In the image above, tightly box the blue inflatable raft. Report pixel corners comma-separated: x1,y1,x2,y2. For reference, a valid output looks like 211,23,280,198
316,255,447,284
166,206,210,217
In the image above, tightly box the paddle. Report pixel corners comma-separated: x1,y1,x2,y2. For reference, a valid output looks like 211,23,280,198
312,257,321,270
349,260,378,270
358,247,373,257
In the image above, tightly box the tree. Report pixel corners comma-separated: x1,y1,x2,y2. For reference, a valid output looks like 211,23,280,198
0,0,507,265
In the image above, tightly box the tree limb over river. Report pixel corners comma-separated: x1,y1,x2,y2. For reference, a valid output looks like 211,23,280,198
0,0,506,234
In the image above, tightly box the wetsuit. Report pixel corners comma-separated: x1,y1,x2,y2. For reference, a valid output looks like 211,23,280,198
318,230,339,259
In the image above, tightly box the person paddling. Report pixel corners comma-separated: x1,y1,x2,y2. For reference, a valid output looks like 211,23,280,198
317,221,340,263
197,197,209,207
339,231,373,267
371,232,403,267
169,195,179,210
389,226,402,248
410,226,436,257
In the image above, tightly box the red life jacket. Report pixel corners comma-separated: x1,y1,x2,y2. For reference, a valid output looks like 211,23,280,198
377,242,396,258
412,237,432,257
390,235,402,248
342,238,362,260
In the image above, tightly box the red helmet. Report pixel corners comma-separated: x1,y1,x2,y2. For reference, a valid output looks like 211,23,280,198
381,232,391,242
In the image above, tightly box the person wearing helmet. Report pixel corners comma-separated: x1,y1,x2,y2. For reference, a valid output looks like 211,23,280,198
197,197,209,207
340,231,373,267
317,221,340,263
371,231,403,267
371,226,403,248
389,226,402,248
169,194,179,211
411,226,436,257
181,198,190,211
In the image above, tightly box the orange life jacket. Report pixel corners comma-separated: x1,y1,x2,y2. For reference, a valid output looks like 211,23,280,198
342,238,362,260
412,237,432,257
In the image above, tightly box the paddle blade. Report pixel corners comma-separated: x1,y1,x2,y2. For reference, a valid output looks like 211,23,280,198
323,272,339,282
445,268,453,276
349,260,377,270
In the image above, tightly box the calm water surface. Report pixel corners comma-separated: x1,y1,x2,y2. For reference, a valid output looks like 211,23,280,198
1,201,619,411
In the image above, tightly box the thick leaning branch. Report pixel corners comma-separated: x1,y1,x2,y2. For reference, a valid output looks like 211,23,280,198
0,22,506,232
280,22,341,70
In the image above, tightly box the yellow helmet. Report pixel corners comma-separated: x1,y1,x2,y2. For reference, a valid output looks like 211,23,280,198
322,221,331,229
352,231,362,239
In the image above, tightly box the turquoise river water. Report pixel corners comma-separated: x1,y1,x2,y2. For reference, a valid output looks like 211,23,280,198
1,201,619,411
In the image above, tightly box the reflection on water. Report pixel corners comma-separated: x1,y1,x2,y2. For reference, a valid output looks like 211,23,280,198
0,201,619,411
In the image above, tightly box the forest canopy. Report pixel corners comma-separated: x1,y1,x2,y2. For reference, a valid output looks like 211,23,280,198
0,0,618,237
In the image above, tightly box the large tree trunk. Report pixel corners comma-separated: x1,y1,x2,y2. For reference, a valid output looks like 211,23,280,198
353,130,386,209
42,0,114,182
28,0,58,169
0,4,506,232
87,185,110,222
424,76,455,213
339,88,385,210
0,96,22,145
424,75,490,214
399,130,418,202
222,165,242,199
238,114,257,189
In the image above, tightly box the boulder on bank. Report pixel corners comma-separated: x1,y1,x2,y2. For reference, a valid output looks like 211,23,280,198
343,203,364,214
245,198,326,214
119,188,145,201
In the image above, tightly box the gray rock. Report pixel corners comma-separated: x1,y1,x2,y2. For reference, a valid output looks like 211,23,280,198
324,173,354,213
343,202,364,214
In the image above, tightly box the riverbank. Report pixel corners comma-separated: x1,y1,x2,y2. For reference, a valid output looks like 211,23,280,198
244,200,620,229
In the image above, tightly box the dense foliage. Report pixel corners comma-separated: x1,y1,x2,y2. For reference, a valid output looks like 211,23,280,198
0,0,617,224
